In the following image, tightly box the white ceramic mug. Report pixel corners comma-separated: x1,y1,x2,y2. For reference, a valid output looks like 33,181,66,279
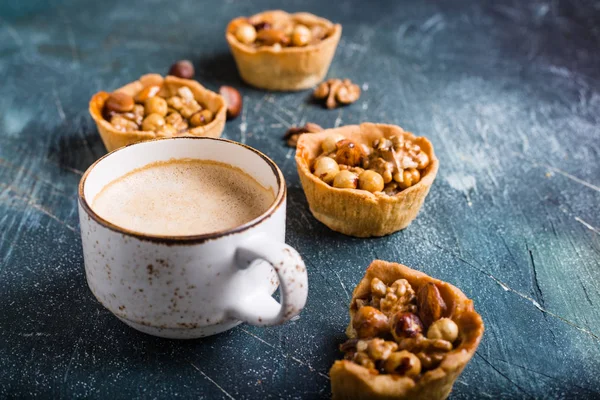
78,137,308,339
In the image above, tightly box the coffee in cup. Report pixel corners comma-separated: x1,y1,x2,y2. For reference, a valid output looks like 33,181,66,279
92,159,275,236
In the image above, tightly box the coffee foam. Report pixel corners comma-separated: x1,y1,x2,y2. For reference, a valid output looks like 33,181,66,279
91,158,275,236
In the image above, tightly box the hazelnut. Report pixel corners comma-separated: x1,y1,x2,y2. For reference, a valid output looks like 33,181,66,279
352,306,389,339
321,134,344,154
416,283,447,328
397,169,421,189
292,24,312,47
105,92,134,113
333,170,358,189
359,170,385,193
219,86,242,120
144,96,168,117
134,85,161,103
390,312,423,342
142,113,166,131
313,157,340,184
427,318,459,342
335,140,364,167
168,60,195,79
384,351,421,377
190,109,214,127
235,22,257,44
356,340,368,352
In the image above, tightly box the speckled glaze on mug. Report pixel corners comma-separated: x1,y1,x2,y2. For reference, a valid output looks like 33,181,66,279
78,137,308,339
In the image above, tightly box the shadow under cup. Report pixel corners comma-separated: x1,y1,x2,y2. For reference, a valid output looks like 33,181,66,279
78,137,308,339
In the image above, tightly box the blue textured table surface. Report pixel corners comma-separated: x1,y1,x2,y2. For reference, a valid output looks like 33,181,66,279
1,0,599,398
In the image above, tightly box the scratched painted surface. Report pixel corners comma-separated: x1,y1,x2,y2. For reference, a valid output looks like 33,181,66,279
0,0,599,398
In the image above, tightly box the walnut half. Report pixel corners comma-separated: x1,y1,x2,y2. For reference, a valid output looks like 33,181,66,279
313,79,361,109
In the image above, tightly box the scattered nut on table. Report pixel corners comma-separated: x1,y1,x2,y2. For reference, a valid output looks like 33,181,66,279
168,60,195,79
313,78,361,109
219,86,243,120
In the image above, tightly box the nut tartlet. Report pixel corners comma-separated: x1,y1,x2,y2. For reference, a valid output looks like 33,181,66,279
226,10,342,91
89,74,227,152
295,123,438,237
330,260,484,400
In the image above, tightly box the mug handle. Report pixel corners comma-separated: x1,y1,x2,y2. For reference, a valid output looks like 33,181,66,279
229,234,308,326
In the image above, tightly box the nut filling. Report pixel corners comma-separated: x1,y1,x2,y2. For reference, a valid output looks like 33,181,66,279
341,277,459,378
231,13,334,49
102,85,215,136
311,133,430,195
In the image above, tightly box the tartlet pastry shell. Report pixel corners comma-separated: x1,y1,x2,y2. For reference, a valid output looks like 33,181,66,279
89,74,227,152
330,260,484,400
226,10,342,91
295,123,439,237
